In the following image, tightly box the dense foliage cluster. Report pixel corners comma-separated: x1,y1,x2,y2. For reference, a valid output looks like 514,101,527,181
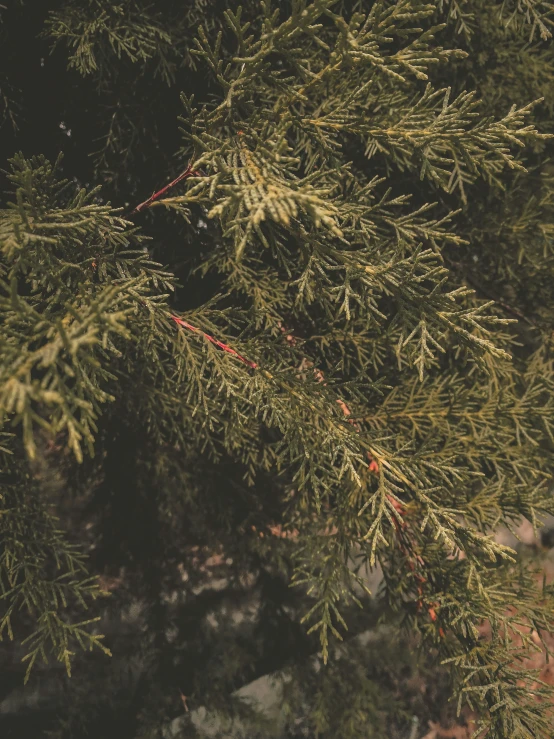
2,1,554,737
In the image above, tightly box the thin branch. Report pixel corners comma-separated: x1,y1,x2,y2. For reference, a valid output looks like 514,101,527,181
128,163,203,216
448,260,541,329
171,315,258,369
129,165,257,369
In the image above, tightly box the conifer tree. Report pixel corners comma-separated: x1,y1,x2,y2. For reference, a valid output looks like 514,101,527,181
2,1,554,737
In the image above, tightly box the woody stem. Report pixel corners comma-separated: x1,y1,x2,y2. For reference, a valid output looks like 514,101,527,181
128,164,203,216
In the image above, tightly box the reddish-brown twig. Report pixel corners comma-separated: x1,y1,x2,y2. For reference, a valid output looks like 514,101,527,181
280,325,443,633
128,168,258,368
171,315,258,369
129,163,203,216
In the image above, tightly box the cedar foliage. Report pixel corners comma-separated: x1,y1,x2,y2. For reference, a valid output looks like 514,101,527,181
2,1,554,737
